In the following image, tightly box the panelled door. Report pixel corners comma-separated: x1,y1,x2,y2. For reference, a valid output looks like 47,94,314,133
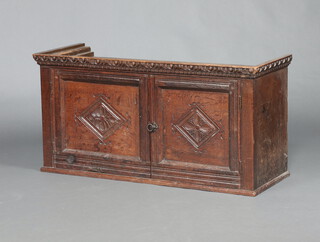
52,69,150,178
150,75,241,188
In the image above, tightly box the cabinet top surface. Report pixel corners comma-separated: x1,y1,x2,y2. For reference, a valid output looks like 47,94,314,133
33,43,292,78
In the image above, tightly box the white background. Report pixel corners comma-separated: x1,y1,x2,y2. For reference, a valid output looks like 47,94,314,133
0,1,319,241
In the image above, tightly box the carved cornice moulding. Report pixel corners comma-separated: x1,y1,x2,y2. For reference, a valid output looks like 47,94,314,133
33,43,292,78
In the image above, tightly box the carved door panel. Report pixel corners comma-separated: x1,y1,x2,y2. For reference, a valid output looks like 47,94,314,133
151,76,241,188
52,69,150,178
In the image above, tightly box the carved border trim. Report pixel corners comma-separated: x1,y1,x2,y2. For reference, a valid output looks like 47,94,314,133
254,55,293,76
33,54,292,78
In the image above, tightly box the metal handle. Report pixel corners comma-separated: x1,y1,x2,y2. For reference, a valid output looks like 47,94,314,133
147,122,158,133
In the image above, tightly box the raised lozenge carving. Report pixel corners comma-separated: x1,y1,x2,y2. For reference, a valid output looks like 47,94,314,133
77,96,126,141
173,103,221,149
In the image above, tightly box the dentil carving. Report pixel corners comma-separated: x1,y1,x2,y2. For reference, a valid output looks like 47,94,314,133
32,54,292,78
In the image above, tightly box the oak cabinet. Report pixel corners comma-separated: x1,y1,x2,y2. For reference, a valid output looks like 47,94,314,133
33,43,292,196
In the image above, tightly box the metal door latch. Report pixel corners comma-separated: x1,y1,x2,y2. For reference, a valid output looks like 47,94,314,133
147,122,158,133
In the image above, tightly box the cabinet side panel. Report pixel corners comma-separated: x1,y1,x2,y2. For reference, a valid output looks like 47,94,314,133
254,68,288,188
40,67,54,167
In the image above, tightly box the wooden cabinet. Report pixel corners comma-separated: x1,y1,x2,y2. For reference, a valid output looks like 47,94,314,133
33,43,292,196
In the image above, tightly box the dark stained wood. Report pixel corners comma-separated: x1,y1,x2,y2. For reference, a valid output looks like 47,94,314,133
33,43,292,196
76,51,94,57
51,69,150,178
254,68,288,188
239,79,255,190
60,46,91,56
40,167,290,196
33,44,292,79
36,43,85,54
40,67,54,167
151,76,240,188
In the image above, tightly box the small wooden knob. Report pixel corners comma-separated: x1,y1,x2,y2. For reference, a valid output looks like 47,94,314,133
66,155,76,164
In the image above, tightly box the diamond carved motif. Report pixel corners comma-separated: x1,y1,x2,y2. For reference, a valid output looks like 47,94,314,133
173,104,220,149
77,96,127,141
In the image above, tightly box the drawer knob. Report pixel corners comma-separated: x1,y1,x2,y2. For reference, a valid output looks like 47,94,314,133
147,122,158,133
66,155,76,164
